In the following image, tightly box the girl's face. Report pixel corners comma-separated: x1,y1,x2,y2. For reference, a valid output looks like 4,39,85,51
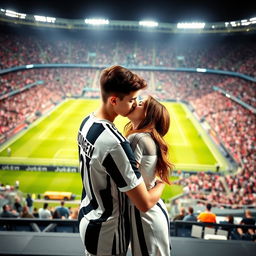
127,96,148,124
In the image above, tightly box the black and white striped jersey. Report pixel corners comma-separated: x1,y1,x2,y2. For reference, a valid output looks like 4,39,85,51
78,113,142,255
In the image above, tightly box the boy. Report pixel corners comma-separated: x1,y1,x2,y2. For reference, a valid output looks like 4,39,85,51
78,65,165,256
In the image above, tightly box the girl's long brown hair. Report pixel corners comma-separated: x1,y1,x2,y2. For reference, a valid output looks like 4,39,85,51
124,96,173,184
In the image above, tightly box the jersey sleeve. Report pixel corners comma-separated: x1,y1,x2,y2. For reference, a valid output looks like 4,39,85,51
102,140,143,192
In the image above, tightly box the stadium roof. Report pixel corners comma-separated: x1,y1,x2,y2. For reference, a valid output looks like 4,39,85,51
1,0,255,23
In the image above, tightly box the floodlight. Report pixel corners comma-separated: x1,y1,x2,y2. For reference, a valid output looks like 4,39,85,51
230,21,238,27
34,15,56,23
26,65,34,69
196,68,206,73
139,21,158,27
5,9,26,19
84,19,109,25
250,17,256,23
177,22,205,29
241,20,250,26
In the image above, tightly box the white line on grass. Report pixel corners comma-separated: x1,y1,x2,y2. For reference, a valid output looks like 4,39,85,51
168,107,189,146
54,149,78,158
0,100,68,153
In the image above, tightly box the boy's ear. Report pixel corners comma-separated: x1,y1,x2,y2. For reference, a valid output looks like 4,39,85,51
109,96,117,105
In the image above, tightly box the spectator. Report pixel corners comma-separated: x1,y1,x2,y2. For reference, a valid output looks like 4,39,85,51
69,207,79,220
183,207,197,222
237,209,256,240
55,201,70,219
0,204,19,218
33,207,39,218
13,196,22,214
197,203,216,223
15,180,19,190
52,208,61,219
25,193,33,213
20,205,34,218
173,207,186,221
38,203,52,219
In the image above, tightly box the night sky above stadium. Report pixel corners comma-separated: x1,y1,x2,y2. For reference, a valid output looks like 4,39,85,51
1,0,255,23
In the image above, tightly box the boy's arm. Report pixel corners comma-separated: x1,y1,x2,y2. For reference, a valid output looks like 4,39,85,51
125,180,165,212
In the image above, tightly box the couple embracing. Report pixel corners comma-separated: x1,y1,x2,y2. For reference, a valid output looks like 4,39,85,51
77,65,173,256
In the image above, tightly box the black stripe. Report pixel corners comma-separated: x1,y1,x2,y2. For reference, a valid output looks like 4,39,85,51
84,220,102,255
112,234,116,255
99,175,113,220
79,152,86,200
105,123,125,143
79,115,90,131
134,207,149,256
78,155,99,224
120,193,126,252
156,202,169,228
121,141,141,178
103,153,128,188
85,155,98,209
87,122,105,144
156,202,172,250
118,191,122,253
123,194,130,249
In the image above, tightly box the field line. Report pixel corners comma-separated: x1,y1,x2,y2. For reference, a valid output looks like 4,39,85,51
174,163,217,171
54,148,78,158
38,100,77,139
181,103,229,171
0,100,68,152
168,106,188,146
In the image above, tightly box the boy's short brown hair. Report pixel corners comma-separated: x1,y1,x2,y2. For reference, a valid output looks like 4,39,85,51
100,65,147,102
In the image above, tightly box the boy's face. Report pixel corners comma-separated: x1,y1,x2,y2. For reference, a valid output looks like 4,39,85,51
113,90,140,117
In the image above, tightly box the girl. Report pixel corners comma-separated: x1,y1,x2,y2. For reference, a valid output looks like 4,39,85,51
125,95,173,256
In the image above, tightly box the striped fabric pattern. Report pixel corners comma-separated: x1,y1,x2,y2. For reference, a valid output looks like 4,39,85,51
78,114,142,255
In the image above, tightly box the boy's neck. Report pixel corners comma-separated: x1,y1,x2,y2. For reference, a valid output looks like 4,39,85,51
94,104,117,122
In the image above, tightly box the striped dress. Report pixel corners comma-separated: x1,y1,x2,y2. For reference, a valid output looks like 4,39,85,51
78,114,143,255
128,133,171,256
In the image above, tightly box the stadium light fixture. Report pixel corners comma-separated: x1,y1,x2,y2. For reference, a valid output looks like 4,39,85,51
5,9,26,19
139,20,158,27
177,22,205,29
34,15,56,23
250,17,256,24
84,19,109,25
26,64,34,69
196,68,207,73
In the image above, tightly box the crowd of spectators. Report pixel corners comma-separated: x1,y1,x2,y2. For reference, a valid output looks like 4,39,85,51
0,192,79,220
1,30,256,76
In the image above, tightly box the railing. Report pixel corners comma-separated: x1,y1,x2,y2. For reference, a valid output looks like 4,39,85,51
172,220,256,241
1,218,255,241
0,218,79,233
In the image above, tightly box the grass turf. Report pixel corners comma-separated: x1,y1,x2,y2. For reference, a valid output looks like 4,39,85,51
0,170,182,202
0,98,229,200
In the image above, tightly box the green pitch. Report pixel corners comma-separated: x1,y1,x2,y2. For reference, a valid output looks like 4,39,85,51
0,170,182,202
0,98,229,199
0,98,228,171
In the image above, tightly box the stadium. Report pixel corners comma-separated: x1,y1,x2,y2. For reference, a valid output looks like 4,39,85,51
0,1,255,255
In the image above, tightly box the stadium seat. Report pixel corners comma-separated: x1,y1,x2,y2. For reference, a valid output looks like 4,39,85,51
191,225,203,238
216,229,229,239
